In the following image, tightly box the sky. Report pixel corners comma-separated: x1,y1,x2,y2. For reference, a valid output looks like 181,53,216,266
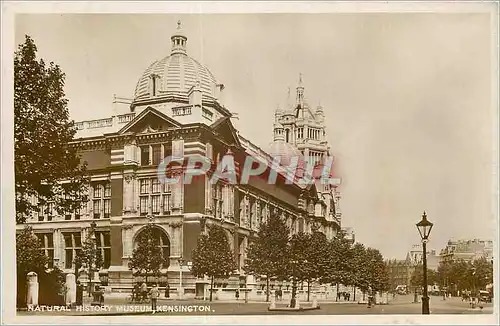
14,12,497,259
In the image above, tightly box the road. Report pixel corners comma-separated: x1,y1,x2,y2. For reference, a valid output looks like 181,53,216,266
17,295,493,316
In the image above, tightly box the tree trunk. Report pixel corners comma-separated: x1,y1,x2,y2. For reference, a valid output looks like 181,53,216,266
353,286,356,301
210,276,214,302
336,283,339,302
266,277,270,302
307,280,311,302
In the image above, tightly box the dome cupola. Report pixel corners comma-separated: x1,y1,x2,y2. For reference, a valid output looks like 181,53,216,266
133,21,221,104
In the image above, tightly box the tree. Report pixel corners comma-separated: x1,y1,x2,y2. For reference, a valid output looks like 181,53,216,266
322,232,355,300
128,224,166,284
471,257,493,291
191,224,236,302
244,214,290,302
364,247,390,293
74,228,103,277
14,35,88,224
16,226,49,307
350,242,370,297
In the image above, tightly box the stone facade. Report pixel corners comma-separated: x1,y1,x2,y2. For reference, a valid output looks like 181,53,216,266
16,22,344,296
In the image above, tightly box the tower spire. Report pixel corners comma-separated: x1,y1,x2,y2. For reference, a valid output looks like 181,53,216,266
171,20,187,55
296,73,304,106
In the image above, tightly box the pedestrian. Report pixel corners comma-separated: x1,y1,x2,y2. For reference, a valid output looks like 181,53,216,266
165,283,170,298
149,284,160,311
141,282,148,302
278,288,283,301
235,288,240,301
76,281,83,306
275,288,279,301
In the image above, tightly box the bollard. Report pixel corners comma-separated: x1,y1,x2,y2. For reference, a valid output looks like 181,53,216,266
26,272,39,308
312,293,318,308
65,273,76,306
269,291,276,309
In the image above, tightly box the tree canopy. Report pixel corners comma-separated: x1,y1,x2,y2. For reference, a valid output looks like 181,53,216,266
128,224,166,283
191,223,236,301
14,35,88,223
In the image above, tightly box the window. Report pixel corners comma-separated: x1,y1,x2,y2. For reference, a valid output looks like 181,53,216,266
36,233,54,268
212,183,224,218
93,184,102,199
103,199,111,218
104,183,111,197
297,128,303,139
152,195,160,215
141,146,150,166
140,179,150,194
152,178,161,193
46,203,54,221
64,232,82,269
285,129,290,143
134,227,170,268
140,197,148,216
96,231,111,269
152,145,162,165
93,200,101,219
139,178,172,216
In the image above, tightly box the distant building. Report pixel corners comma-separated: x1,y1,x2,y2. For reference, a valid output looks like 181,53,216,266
406,244,440,271
386,244,440,291
386,259,413,292
440,239,494,263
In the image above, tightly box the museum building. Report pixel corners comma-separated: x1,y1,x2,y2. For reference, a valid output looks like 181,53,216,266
18,23,344,297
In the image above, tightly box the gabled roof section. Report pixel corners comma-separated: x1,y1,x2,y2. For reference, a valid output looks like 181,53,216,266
118,106,182,134
210,116,241,148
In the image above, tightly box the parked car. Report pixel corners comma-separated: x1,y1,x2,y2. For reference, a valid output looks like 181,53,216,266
479,290,492,303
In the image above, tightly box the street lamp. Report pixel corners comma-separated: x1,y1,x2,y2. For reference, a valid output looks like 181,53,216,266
471,267,477,305
178,257,185,300
416,211,433,315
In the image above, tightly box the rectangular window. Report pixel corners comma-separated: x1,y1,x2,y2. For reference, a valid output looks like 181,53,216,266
63,232,82,269
36,233,54,268
163,194,171,214
93,200,101,219
96,231,111,269
152,178,161,193
93,184,102,198
140,197,149,216
152,145,162,165
104,182,111,197
152,195,160,215
140,179,150,194
141,146,150,166
46,202,54,221
103,199,111,218
297,128,303,139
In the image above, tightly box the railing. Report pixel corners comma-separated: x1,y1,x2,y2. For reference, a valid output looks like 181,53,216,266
87,118,113,129
118,113,136,124
172,106,192,117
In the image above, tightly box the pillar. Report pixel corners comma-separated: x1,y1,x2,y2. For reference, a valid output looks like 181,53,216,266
26,272,39,307
65,273,76,306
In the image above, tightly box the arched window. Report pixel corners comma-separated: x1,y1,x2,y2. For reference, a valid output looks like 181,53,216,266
134,226,170,268
285,129,290,143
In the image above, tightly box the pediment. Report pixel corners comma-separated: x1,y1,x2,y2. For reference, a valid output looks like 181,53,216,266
210,116,241,148
118,107,182,134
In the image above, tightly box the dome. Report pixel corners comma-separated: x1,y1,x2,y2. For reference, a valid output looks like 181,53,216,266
133,21,219,102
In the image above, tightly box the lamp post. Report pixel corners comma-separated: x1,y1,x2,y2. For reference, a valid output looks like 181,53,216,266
471,267,476,306
416,211,433,315
178,257,185,300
